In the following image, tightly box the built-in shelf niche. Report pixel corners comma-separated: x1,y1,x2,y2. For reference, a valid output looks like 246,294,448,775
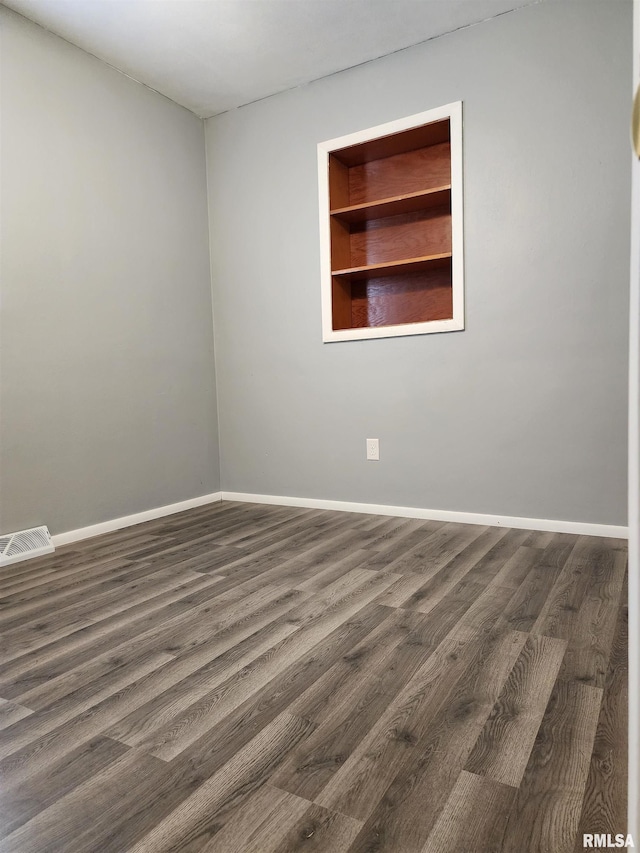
318,102,464,342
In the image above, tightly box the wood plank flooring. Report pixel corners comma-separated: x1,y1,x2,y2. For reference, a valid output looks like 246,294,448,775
0,501,628,852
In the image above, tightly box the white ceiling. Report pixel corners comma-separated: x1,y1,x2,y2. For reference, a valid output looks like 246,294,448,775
2,0,533,118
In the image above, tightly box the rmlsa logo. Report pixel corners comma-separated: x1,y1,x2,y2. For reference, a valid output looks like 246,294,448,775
584,835,635,848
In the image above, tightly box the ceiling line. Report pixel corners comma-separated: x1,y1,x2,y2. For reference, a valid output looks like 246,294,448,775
209,0,542,120
0,3,197,118
2,0,543,122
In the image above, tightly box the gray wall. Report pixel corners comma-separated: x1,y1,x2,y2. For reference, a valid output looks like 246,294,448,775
0,8,220,536
206,0,631,526
0,0,630,536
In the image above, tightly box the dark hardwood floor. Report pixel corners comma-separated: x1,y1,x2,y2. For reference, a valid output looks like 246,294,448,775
0,501,628,852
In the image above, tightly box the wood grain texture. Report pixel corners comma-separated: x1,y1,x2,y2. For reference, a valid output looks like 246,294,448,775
331,185,450,223
105,617,300,750
349,269,452,328
203,786,362,853
125,713,314,853
195,784,311,853
0,699,32,730
380,521,490,578
495,537,576,632
334,119,449,169
422,770,516,853
328,154,350,209
271,610,432,800
382,526,508,612
331,276,353,330
333,251,451,279
531,536,603,639
0,501,626,853
330,216,351,270
268,803,362,853
340,628,528,852
0,735,131,839
0,574,227,701
315,627,526,824
573,571,628,850
496,680,603,853
558,549,627,687
0,650,174,761
0,746,169,853
464,633,568,786
349,206,451,267
348,142,451,202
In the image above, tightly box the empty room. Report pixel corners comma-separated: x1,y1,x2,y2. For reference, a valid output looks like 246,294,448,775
1,0,638,851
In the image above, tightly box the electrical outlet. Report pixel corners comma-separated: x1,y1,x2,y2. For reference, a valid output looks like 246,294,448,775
366,438,380,461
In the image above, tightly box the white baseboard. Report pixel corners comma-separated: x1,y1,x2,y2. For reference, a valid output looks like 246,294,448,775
51,492,223,547
49,488,628,548
221,491,628,540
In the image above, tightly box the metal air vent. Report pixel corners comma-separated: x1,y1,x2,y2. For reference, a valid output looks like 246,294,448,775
0,526,54,567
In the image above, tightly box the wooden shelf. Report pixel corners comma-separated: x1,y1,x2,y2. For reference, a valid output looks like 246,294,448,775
331,120,450,167
318,104,464,340
330,185,451,224
332,252,452,281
